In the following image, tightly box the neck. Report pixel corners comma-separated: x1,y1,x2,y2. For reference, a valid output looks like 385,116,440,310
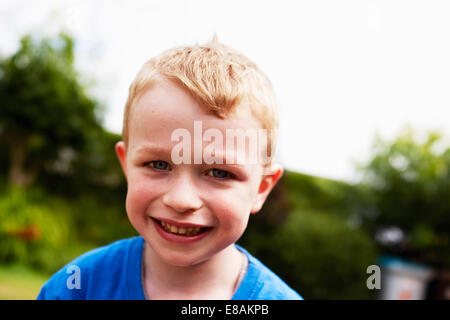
142,243,245,300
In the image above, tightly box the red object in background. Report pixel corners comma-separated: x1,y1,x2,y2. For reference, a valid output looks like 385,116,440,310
379,255,433,300
4,224,42,242
398,290,413,300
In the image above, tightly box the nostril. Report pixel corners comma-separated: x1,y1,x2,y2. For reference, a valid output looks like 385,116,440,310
181,208,196,215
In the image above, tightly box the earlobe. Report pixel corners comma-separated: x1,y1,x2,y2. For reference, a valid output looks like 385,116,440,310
115,141,128,179
250,164,284,214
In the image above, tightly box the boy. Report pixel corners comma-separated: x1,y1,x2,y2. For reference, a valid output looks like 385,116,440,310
37,38,303,300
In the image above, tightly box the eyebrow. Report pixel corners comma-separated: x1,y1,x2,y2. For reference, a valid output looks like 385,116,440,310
200,150,255,169
133,144,172,157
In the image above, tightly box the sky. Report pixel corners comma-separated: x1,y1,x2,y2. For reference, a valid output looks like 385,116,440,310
1,0,450,183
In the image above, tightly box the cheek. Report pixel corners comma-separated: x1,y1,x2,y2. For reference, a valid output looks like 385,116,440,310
125,177,160,220
207,187,254,233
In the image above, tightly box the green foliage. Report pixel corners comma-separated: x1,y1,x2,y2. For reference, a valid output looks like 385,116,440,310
67,193,137,247
241,208,377,299
283,170,363,219
0,33,102,186
357,125,450,267
0,186,74,272
0,33,134,276
37,129,135,248
39,129,126,198
239,171,378,299
0,184,135,274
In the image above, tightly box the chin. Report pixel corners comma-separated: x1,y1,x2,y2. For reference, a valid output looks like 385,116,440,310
160,251,207,267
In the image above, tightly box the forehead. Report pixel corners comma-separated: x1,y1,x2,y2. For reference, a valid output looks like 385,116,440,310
127,79,263,149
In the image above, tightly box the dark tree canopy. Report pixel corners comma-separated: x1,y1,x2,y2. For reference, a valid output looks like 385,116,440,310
358,126,450,267
0,33,103,186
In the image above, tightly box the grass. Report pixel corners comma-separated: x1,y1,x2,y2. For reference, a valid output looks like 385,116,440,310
0,264,48,300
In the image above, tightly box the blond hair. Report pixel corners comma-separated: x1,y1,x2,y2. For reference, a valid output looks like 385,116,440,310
123,37,279,159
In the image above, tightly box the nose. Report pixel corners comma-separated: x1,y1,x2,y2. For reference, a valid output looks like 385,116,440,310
162,172,203,214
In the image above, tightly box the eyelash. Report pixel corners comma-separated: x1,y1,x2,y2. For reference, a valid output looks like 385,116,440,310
145,161,234,180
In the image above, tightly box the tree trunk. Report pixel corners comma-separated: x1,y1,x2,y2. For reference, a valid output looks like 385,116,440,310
8,135,35,187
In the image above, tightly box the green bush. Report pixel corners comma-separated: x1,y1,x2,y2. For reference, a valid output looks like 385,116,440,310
0,184,137,274
0,187,74,272
240,208,378,299
67,193,136,246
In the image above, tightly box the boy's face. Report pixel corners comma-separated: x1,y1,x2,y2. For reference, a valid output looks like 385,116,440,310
116,79,282,267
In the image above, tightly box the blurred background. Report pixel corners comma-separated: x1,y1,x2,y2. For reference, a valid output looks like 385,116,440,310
1,0,449,299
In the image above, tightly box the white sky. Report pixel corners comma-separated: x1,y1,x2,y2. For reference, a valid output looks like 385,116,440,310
1,0,450,183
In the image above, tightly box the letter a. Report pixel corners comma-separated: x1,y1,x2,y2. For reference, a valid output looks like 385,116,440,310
366,265,381,290
66,265,81,290
171,128,191,164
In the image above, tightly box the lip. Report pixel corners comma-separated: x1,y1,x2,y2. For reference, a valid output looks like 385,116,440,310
150,217,213,244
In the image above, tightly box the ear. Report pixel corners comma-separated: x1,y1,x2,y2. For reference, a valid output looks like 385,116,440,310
250,163,284,214
115,141,128,179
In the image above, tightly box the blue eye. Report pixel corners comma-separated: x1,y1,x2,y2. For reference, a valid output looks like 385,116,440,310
148,161,170,171
208,168,231,179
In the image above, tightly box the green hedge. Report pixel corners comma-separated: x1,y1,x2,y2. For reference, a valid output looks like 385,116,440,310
0,186,135,274
240,208,377,299
0,187,74,273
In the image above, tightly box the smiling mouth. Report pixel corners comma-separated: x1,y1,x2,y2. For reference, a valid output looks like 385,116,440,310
151,218,211,237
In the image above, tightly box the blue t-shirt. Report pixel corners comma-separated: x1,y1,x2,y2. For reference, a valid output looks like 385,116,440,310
37,236,303,300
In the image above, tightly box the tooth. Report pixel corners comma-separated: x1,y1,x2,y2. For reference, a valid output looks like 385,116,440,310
189,228,200,236
170,225,178,233
178,227,186,234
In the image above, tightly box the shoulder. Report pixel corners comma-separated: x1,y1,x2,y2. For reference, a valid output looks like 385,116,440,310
235,245,304,300
37,237,144,300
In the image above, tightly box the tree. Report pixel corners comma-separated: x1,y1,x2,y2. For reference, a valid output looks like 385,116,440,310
0,33,102,186
356,125,450,267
